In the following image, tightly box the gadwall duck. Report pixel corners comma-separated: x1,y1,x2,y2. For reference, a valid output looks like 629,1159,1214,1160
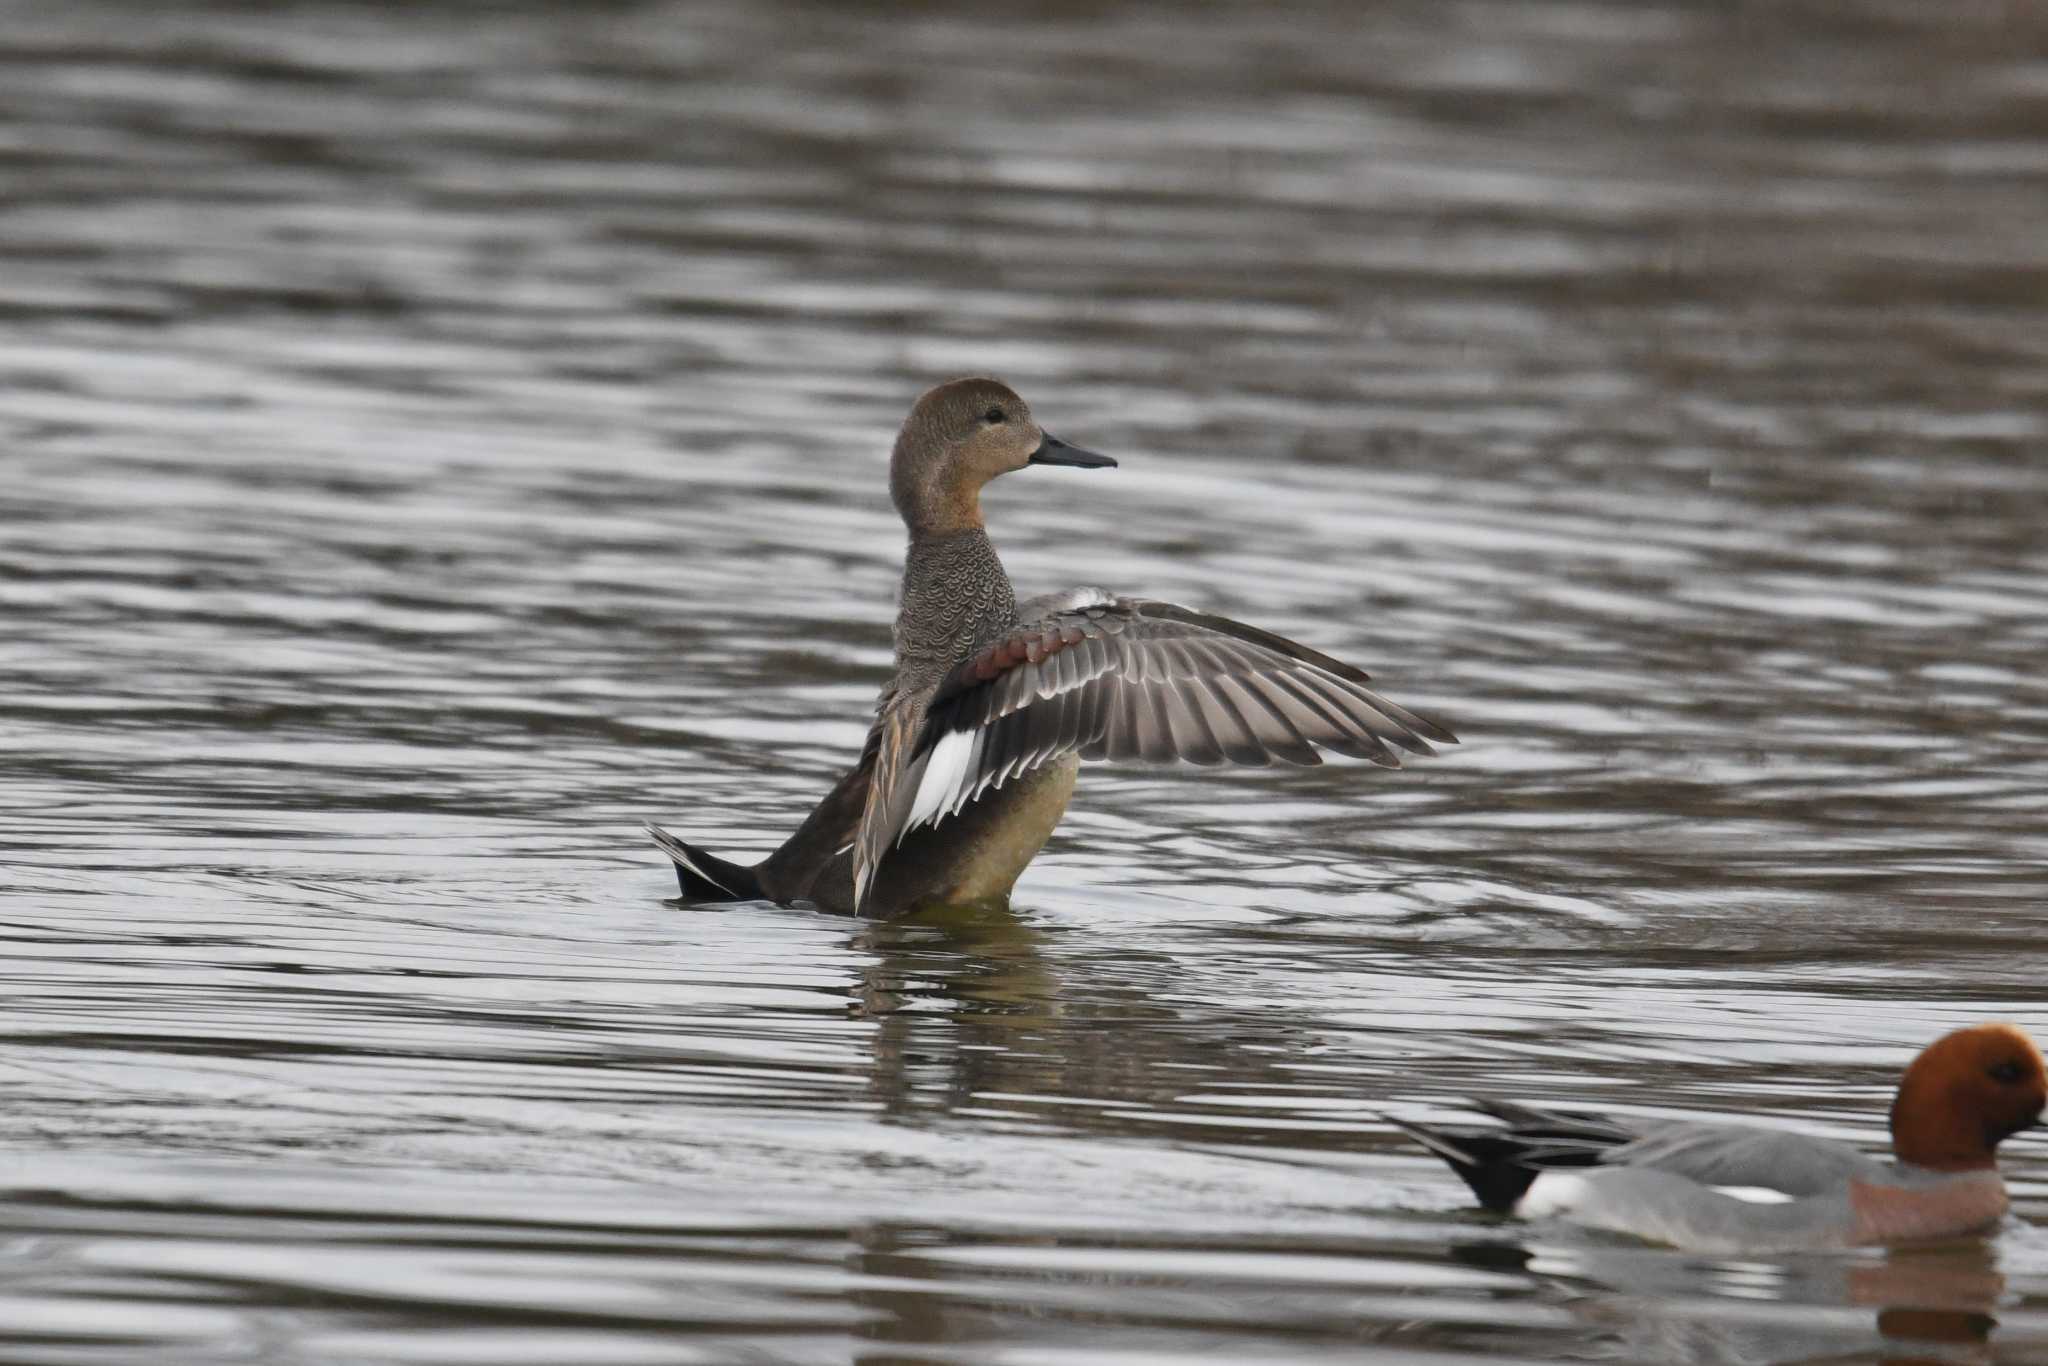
1389,1022,2047,1252
649,376,1456,917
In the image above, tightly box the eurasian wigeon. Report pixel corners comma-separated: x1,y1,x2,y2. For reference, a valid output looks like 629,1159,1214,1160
1391,1023,2047,1252
649,377,1455,917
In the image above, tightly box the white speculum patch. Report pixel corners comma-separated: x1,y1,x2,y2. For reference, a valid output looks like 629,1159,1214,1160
905,727,978,836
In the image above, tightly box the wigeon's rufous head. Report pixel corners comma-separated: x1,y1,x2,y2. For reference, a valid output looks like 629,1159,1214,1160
889,377,1115,537
1889,1022,2046,1171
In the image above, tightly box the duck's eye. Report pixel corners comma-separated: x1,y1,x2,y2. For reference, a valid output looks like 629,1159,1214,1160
1989,1059,2028,1084
982,407,1006,424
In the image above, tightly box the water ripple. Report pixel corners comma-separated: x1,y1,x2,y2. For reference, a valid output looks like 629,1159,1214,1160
7,0,2048,1362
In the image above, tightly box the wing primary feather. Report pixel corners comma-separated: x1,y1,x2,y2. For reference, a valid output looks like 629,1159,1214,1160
1024,692,1059,775
1151,637,1200,680
1063,672,1102,755
1190,674,1269,765
984,703,1018,791
1105,675,1142,760
1301,672,1409,747
1034,649,1063,701
1336,682,1454,751
1212,672,1322,765
1138,677,1179,761
1311,671,1437,754
1052,643,1084,696
1264,670,1401,765
1162,679,1226,765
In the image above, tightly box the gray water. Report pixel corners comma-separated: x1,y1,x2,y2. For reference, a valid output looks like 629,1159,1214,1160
6,2,2048,1362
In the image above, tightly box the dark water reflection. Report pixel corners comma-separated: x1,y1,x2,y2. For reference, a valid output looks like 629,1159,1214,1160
6,0,2048,1361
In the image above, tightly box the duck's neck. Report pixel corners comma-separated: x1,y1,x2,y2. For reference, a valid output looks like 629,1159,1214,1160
1891,1093,1999,1172
894,528,1018,688
893,471,984,539
916,487,984,537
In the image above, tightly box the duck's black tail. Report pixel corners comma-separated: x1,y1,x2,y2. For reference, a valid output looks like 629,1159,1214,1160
645,823,764,902
1384,1102,1631,1213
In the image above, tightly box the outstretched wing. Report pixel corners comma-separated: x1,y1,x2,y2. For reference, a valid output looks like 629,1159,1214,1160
849,589,1455,910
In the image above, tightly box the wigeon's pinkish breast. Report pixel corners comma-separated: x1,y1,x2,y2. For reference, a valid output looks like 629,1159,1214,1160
1390,1023,2046,1254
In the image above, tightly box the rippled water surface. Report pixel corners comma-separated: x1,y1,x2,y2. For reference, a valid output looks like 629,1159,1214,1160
7,2,2048,1362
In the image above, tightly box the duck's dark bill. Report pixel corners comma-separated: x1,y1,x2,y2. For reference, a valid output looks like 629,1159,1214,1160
1028,433,1117,468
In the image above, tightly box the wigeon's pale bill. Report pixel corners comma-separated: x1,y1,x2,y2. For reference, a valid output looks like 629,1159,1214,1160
1390,1023,2046,1253
647,377,1456,918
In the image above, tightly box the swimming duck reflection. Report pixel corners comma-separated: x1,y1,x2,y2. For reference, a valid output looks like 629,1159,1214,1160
845,900,1196,1133
1452,1234,2010,1365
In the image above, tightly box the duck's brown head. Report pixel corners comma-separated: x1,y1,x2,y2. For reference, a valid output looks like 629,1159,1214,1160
888,377,1115,537
1890,1022,2046,1171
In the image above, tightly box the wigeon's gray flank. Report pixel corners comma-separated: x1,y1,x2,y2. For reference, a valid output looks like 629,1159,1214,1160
648,376,1456,918
1390,1022,2047,1253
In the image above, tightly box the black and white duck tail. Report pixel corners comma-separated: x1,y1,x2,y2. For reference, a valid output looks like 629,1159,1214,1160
1383,1116,1550,1214
645,823,762,902
1384,1102,1627,1214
